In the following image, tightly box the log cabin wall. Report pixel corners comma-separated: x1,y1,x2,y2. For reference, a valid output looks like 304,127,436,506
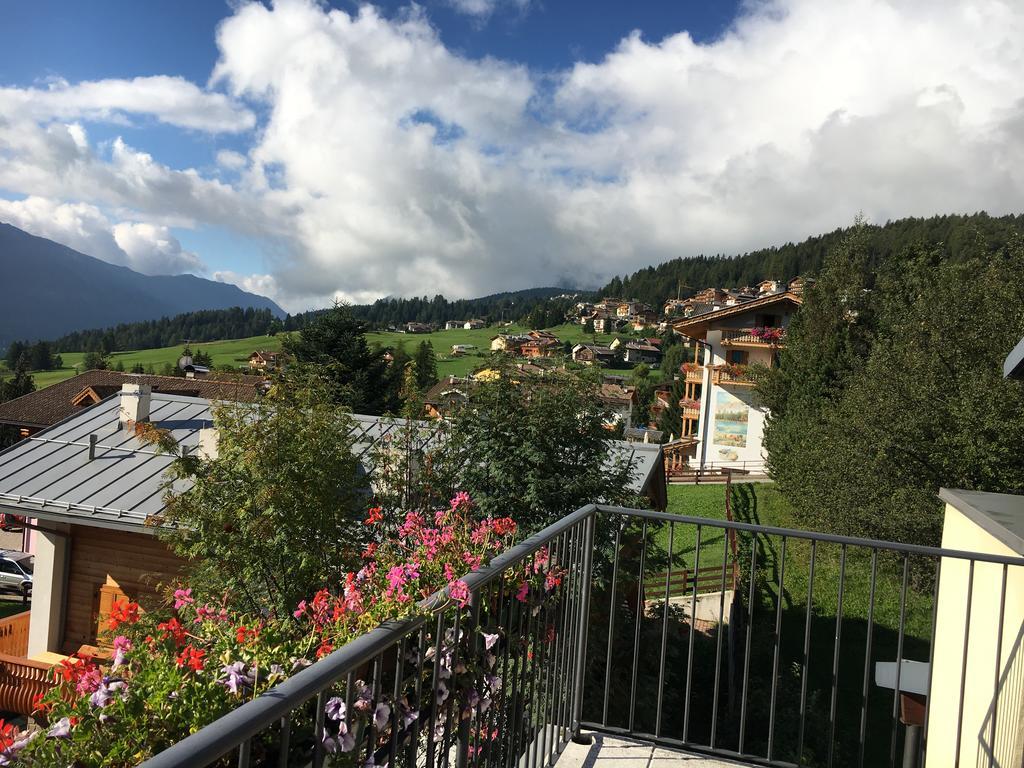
62,525,184,653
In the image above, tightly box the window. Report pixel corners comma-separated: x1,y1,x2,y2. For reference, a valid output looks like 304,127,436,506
756,314,779,327
727,350,749,365
0,560,19,575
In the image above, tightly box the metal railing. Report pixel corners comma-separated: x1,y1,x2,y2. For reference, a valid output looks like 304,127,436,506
139,503,1024,768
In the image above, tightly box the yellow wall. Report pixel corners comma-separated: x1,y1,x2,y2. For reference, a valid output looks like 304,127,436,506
926,502,1024,767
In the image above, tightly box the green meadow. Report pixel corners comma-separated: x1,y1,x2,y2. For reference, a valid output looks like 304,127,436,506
4,321,636,390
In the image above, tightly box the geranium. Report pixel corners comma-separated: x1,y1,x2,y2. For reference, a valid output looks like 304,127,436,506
157,617,187,647
364,506,383,525
173,588,194,610
176,645,206,672
107,600,140,630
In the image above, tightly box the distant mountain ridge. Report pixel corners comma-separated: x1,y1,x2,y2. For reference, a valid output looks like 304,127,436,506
0,222,285,348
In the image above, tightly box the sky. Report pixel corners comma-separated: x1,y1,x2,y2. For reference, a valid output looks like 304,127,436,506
1,0,1023,313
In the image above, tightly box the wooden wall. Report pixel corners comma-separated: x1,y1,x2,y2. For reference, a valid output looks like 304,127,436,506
62,525,184,654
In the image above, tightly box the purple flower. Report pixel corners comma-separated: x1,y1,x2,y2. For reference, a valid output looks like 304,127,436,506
401,706,419,728
374,702,391,730
90,686,112,708
47,718,71,739
436,679,449,705
218,661,254,695
325,696,346,722
482,632,499,650
291,657,312,672
322,721,355,754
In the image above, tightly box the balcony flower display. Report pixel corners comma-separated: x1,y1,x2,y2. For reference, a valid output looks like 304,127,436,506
680,362,702,373
9,493,563,768
748,326,785,343
679,398,700,410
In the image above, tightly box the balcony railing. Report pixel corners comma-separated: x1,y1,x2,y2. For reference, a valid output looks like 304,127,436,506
711,365,755,386
139,505,1024,768
682,366,704,383
720,327,787,346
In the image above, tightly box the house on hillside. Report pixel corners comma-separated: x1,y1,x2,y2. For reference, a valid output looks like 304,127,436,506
571,344,616,366
444,320,465,331
598,379,636,430
673,290,803,469
0,384,666,679
622,342,662,365
520,338,560,359
463,319,486,330
423,376,474,418
248,350,285,371
449,344,477,357
489,334,531,354
403,323,432,334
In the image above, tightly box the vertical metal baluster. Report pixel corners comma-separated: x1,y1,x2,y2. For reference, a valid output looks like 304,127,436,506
888,555,910,768
460,588,483,768
656,522,674,738
443,607,463,768
507,576,530,768
683,524,702,743
313,689,327,768
796,539,817,765
602,522,622,726
767,535,788,762
389,636,405,768
710,530,730,750
366,653,384,762
738,533,758,755
496,574,517,768
237,738,251,768
344,671,356,762
552,528,574,753
827,544,847,768
952,559,974,768
412,628,427,768
556,525,578,750
482,581,505,768
426,612,446,768
857,549,878,768
988,563,1008,768
919,559,941,766
277,714,291,768
528,550,546,768
628,521,647,733
538,533,561,767
571,513,595,741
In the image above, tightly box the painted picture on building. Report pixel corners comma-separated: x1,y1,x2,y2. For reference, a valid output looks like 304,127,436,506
713,389,748,448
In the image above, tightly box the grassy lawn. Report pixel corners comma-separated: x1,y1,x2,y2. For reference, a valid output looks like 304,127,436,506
631,483,936,762
6,320,660,391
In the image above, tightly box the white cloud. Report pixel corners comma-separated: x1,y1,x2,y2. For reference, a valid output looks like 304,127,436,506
444,0,530,19
4,0,1024,309
0,196,203,275
0,76,254,133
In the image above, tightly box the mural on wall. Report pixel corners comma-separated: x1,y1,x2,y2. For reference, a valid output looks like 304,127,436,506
713,389,748,448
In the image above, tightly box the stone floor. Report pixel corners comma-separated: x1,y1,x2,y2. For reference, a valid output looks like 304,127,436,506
556,733,756,768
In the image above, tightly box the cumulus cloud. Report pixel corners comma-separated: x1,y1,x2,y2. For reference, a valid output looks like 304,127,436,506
4,0,1024,309
0,196,203,275
0,75,254,133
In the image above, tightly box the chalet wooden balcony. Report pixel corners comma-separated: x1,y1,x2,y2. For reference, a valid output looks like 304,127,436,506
682,367,703,383
681,401,700,419
710,365,755,386
719,327,786,347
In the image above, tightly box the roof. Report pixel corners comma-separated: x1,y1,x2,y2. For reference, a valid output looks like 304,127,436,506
939,488,1024,556
624,342,661,353
1004,335,1024,380
423,376,474,405
0,392,663,532
0,370,264,430
673,291,804,338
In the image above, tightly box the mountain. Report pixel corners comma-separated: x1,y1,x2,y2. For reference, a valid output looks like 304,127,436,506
0,222,285,348
599,213,1024,308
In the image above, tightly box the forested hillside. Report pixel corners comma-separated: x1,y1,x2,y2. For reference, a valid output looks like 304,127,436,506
50,308,279,353
600,213,1024,306
346,287,575,327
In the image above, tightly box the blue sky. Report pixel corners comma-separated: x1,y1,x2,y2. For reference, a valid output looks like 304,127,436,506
1,0,1022,311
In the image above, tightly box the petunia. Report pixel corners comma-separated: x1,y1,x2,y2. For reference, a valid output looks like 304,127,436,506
374,702,391,730
47,718,71,739
482,632,499,650
325,697,346,722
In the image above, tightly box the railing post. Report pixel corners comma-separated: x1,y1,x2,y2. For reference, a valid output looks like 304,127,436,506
570,513,595,744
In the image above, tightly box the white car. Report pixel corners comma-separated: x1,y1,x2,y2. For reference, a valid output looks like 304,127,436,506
0,552,33,597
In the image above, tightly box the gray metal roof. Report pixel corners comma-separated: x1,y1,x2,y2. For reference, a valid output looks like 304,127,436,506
0,392,662,532
1005,335,1024,380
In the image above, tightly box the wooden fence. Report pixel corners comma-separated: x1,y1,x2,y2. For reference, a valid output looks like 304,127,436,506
0,610,30,657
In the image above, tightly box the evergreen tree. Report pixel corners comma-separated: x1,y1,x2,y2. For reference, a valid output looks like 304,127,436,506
414,341,439,392
283,303,391,414
83,350,110,370
657,376,686,439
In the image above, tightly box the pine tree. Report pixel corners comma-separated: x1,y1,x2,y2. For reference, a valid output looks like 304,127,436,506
414,341,439,392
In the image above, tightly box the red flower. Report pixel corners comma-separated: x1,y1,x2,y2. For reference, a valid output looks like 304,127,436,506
176,645,206,672
235,624,259,644
315,639,334,658
362,542,378,559
0,719,17,750
107,599,140,630
30,692,48,715
365,506,383,526
157,617,188,647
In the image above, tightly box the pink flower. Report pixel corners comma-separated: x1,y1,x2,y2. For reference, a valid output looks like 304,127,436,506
293,600,307,619
112,635,132,668
449,491,472,512
515,582,529,602
173,587,193,610
449,580,470,608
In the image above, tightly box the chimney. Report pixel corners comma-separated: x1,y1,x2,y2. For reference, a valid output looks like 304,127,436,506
198,427,219,460
118,383,151,430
